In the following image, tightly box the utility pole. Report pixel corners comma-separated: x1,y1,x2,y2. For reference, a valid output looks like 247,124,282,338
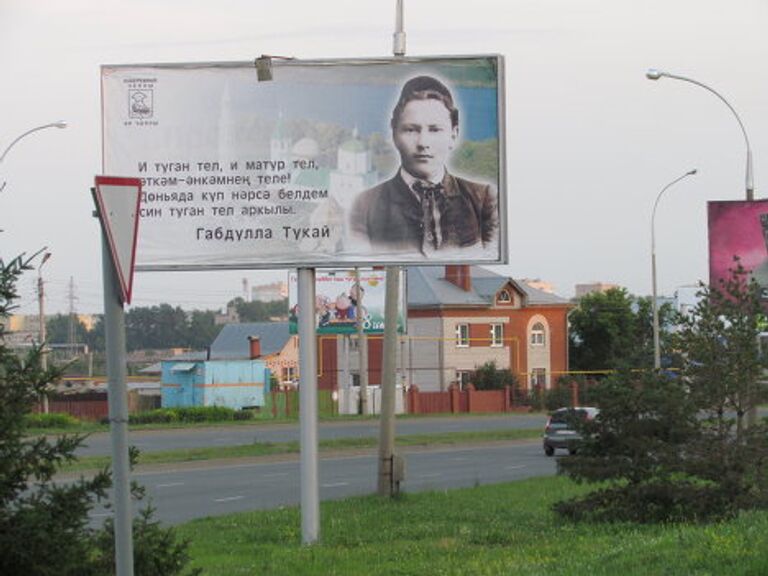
37,251,51,413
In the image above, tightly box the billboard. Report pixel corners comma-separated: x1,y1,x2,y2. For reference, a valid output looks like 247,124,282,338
101,55,506,270
288,270,405,335
708,199,768,295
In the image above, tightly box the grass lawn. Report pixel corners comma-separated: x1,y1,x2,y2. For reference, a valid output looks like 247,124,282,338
176,475,768,576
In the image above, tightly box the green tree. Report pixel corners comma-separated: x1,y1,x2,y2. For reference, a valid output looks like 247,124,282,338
675,260,767,439
187,310,221,350
46,313,89,347
569,288,675,371
230,297,288,323
0,254,198,575
556,263,768,523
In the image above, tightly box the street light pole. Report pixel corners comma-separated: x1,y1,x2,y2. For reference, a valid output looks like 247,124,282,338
646,70,753,201
651,170,697,370
1,121,68,194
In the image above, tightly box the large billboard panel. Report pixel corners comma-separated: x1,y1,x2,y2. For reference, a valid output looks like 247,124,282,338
708,199,768,294
288,270,405,335
101,56,506,270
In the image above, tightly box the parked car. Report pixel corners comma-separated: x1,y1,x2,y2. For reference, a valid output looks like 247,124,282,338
543,406,599,456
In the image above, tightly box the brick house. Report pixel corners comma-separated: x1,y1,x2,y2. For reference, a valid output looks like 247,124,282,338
318,265,572,392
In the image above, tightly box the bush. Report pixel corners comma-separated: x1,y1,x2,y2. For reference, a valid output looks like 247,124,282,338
471,361,517,391
543,386,571,411
129,406,239,425
130,408,180,424
174,406,235,422
233,409,254,421
23,412,81,429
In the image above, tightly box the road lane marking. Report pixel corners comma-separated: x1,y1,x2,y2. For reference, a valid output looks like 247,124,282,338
505,465,527,470
262,473,290,479
214,496,244,503
418,473,441,479
322,482,349,488
156,482,184,488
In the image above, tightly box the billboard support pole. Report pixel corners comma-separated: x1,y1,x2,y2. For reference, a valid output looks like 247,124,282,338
376,0,408,497
378,266,401,496
298,268,319,544
100,229,134,576
355,268,368,414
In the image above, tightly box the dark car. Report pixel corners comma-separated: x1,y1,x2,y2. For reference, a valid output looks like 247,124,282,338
542,406,599,456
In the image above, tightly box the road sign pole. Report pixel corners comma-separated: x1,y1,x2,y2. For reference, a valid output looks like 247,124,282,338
101,229,134,576
298,267,319,544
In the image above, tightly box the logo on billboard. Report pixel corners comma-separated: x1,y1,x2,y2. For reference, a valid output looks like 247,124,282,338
129,89,153,119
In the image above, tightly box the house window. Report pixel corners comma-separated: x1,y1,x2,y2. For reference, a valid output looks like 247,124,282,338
531,368,546,388
456,371,472,390
497,289,512,304
491,323,503,347
282,366,296,384
531,322,546,346
349,336,360,351
455,324,469,348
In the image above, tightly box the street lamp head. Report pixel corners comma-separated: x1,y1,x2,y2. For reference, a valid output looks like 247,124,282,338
687,169,698,176
53,121,68,129
646,68,664,81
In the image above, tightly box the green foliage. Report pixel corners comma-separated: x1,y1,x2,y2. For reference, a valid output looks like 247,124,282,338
556,262,768,524
92,506,200,576
471,361,517,391
452,139,499,181
569,288,675,371
176,476,768,576
129,406,240,424
229,296,288,323
23,412,81,429
46,313,90,349
0,253,196,575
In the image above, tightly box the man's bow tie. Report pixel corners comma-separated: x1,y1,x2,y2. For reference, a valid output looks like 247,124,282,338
413,180,444,199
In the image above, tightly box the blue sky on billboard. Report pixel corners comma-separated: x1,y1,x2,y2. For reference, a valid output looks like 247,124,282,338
1,0,767,315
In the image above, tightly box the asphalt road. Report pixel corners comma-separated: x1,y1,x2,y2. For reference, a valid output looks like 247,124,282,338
90,439,555,525
75,414,548,457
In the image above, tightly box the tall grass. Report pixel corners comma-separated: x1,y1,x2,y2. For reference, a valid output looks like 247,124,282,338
177,476,768,576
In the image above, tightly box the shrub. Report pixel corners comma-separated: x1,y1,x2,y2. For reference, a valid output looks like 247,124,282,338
130,408,179,424
543,386,571,411
471,361,518,391
23,412,81,429
233,409,254,421
174,406,235,422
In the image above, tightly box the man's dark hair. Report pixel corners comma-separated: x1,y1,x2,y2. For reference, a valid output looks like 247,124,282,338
390,75,459,129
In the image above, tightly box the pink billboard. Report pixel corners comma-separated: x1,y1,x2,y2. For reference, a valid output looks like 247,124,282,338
708,199,768,292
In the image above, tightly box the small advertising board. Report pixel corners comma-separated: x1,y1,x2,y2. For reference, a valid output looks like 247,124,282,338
708,199,768,296
288,269,405,334
101,55,506,270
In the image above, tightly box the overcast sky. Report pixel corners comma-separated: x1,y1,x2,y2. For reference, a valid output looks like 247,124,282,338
2,0,767,316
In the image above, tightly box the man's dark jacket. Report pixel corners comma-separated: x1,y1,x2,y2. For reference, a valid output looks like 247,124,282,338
349,171,497,252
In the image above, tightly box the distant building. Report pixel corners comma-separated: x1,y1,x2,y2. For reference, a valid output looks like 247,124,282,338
521,279,556,294
574,282,621,298
317,265,573,392
251,281,288,303
214,304,239,326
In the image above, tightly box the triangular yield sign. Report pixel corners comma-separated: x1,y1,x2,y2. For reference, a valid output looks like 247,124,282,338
93,176,142,304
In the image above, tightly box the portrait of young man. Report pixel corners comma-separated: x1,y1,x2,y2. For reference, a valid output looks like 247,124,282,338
349,75,498,258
